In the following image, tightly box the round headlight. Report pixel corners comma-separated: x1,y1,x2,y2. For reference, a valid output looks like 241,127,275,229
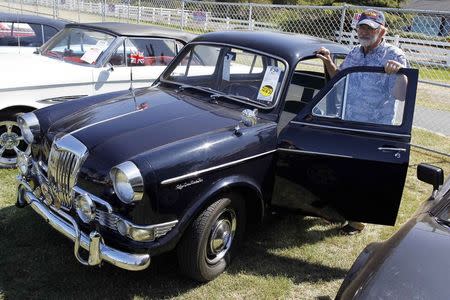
75,194,96,223
17,151,31,176
17,112,40,144
110,161,143,204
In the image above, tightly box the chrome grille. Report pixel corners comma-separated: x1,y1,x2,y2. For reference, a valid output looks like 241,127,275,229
95,210,119,231
47,135,88,210
155,222,177,238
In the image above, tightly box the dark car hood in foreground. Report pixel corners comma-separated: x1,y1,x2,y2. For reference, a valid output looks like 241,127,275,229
339,183,450,299
354,215,450,299
48,86,254,166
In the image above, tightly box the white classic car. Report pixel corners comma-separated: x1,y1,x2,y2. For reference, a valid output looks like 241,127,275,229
0,22,194,167
0,12,67,54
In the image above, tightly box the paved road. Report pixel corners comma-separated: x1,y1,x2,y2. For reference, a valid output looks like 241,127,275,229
414,106,450,137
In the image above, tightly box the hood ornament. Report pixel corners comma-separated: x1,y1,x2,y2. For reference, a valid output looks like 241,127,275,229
241,109,258,127
234,109,258,136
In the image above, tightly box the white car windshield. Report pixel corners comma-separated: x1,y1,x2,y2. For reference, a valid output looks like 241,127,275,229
41,27,115,65
161,44,286,108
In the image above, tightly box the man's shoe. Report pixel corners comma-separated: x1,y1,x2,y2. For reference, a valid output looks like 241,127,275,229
339,223,362,235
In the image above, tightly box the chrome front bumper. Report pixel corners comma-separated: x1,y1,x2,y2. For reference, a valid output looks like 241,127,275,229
17,176,151,271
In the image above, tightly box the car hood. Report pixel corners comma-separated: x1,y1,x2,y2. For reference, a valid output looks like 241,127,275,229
48,86,248,166
345,208,450,299
0,53,91,89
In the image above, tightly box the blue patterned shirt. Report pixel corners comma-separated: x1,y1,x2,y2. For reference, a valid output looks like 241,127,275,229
339,41,408,124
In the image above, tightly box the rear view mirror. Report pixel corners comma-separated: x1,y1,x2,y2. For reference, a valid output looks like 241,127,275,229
417,163,444,197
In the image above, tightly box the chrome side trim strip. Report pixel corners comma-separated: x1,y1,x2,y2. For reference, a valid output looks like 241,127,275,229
277,148,353,158
290,121,411,138
69,109,142,135
161,149,276,185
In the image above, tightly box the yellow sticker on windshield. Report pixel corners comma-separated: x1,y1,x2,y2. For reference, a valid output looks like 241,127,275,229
260,85,273,97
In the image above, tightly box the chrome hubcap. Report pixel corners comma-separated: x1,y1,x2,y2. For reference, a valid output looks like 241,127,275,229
206,208,237,265
0,131,20,149
0,120,29,167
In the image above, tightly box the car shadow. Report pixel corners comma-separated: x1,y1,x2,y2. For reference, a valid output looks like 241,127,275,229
0,205,346,299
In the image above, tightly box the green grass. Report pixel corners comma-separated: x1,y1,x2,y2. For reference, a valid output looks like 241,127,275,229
415,65,450,84
1,129,449,299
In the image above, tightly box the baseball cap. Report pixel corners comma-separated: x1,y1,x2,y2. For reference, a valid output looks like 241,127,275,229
357,9,385,29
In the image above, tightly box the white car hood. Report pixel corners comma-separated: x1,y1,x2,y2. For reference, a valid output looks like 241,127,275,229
0,53,92,90
0,46,37,54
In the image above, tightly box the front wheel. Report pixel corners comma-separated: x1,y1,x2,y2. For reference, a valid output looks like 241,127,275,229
0,115,30,168
177,193,246,282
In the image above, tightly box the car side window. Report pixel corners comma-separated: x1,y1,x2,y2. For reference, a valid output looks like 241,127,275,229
125,38,178,66
109,41,126,66
312,71,408,126
0,22,42,46
42,25,58,43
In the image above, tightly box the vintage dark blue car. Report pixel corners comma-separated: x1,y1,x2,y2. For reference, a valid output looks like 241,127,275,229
15,30,419,282
336,163,448,299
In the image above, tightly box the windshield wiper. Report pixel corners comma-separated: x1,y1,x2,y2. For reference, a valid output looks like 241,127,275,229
176,84,217,95
211,93,267,107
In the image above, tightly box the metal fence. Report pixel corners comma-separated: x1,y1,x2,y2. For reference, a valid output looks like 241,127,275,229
2,1,449,76
0,0,449,153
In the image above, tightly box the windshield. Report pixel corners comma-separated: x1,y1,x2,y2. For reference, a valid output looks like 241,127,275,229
161,44,286,108
41,27,115,65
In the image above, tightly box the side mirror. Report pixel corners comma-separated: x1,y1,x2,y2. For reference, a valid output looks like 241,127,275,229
417,163,444,198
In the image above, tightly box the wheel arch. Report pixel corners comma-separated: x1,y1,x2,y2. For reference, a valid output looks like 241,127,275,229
0,106,37,119
178,175,265,238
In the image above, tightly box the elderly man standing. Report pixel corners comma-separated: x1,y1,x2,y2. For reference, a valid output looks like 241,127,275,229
316,9,409,234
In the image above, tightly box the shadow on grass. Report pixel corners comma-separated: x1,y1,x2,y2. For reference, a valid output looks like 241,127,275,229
227,214,348,283
0,205,346,299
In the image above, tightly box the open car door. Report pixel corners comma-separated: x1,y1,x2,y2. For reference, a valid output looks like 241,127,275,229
275,66,418,225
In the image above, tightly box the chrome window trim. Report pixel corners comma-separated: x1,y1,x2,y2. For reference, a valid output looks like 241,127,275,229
277,148,353,159
160,41,290,110
290,121,411,138
161,149,277,185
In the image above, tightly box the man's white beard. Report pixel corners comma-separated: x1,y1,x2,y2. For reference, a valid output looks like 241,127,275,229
358,34,377,47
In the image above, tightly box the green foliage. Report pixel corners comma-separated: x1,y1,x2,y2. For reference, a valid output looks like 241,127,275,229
277,8,342,39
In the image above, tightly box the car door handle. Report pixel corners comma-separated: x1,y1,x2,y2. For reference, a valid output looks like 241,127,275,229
377,147,407,152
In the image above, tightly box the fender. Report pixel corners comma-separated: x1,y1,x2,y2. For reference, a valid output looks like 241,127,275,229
148,175,265,256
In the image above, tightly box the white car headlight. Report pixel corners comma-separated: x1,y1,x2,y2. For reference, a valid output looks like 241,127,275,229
17,112,40,144
110,161,143,204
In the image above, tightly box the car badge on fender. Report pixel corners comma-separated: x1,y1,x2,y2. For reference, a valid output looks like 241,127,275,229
176,178,203,190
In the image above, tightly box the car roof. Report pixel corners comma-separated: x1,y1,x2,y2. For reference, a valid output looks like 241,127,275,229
192,30,350,66
66,22,196,43
0,12,68,29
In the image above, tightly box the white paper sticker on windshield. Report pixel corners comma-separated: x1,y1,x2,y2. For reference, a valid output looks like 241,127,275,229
222,53,233,81
80,47,102,64
95,40,109,50
257,66,281,102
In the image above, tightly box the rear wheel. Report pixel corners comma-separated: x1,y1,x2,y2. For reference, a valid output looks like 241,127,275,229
0,114,30,168
177,193,246,282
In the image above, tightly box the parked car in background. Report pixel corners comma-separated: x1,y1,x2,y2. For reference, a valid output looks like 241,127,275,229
0,12,67,54
0,22,194,167
16,30,418,282
336,163,448,299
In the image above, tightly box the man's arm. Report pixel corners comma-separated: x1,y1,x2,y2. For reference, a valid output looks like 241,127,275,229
316,47,338,78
